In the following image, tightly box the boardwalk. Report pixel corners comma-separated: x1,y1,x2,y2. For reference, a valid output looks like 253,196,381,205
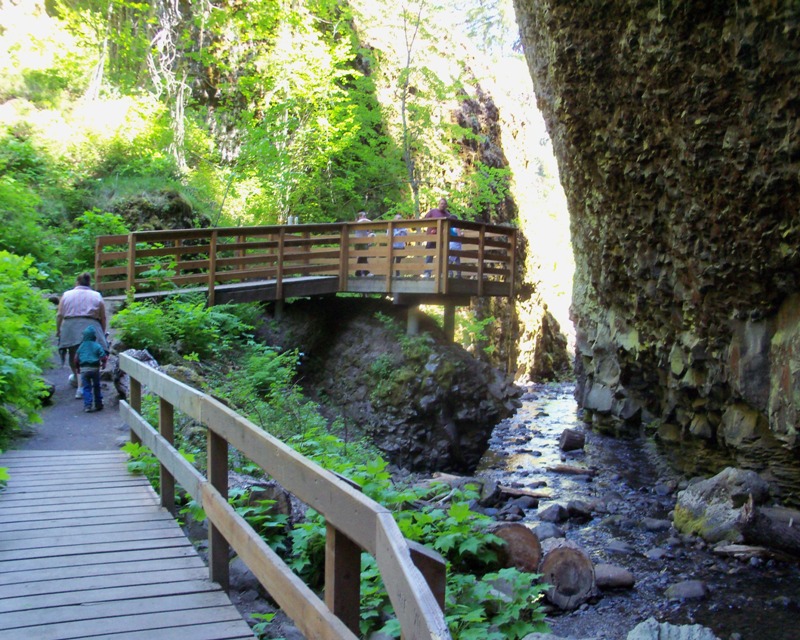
0,449,255,640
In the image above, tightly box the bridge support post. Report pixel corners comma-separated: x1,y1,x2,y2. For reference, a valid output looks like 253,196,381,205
159,398,176,515
443,304,456,342
407,305,420,336
208,431,230,591
274,299,284,320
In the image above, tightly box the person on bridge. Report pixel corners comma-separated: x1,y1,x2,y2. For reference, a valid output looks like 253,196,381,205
423,197,449,277
392,214,408,277
74,325,108,412
354,211,374,277
57,272,109,398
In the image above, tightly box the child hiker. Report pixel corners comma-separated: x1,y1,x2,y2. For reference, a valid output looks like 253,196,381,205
74,325,108,412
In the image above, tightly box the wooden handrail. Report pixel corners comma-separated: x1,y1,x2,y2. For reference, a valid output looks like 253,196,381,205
119,353,450,640
95,220,516,300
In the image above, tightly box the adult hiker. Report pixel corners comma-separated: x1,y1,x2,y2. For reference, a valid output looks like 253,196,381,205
56,272,109,398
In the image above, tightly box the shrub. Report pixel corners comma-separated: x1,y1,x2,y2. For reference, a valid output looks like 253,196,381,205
0,252,55,439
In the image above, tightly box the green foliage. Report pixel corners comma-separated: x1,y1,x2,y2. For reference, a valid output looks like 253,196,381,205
62,209,130,274
111,298,253,361
445,568,549,640
0,252,55,438
229,488,289,553
458,311,497,355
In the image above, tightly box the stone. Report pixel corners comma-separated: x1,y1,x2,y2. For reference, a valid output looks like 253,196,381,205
665,580,710,601
532,522,565,541
538,503,569,523
627,617,720,640
594,563,635,590
673,467,770,543
641,517,672,532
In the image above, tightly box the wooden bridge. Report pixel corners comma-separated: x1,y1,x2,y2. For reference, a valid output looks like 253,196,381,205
94,218,516,336
0,353,451,639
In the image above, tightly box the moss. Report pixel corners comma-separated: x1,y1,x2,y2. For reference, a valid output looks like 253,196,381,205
672,504,712,538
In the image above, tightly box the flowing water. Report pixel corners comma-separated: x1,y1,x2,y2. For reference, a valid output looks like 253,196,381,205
478,383,800,640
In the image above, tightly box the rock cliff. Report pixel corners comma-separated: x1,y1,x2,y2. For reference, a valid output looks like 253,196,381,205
257,297,521,472
513,0,800,491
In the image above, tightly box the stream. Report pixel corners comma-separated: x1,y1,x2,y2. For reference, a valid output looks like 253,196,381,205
477,383,800,640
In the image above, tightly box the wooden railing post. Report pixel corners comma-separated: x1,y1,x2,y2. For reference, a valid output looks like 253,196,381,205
477,226,486,296
325,526,361,634
159,398,176,515
208,430,230,591
208,229,218,307
129,377,142,446
507,228,517,297
276,228,285,300
339,224,349,288
434,219,444,293
126,232,136,292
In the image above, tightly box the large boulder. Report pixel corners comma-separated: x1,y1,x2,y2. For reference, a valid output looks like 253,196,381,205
257,297,521,473
673,467,770,542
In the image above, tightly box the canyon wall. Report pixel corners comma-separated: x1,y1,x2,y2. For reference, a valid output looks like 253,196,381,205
513,1,800,483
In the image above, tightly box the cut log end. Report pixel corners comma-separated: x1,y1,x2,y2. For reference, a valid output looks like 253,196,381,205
538,545,596,610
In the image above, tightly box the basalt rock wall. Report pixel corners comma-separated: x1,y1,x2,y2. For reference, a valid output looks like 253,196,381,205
512,1,800,481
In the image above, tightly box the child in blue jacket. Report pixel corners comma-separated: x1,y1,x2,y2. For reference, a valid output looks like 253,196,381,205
74,325,108,412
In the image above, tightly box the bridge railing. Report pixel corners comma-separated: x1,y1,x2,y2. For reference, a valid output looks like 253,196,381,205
95,219,516,300
119,352,449,640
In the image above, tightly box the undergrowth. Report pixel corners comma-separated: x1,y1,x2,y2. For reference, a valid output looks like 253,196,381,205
118,300,549,639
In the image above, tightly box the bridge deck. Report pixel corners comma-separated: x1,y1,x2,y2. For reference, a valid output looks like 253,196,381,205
0,450,255,640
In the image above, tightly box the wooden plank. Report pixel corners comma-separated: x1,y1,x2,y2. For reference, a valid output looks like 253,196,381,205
0,518,178,542
0,578,223,613
0,591,241,627
0,568,210,600
0,555,207,586
0,524,186,553
84,621,256,640
0,535,193,563
0,505,171,527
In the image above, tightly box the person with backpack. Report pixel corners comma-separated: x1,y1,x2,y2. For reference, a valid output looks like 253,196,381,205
74,325,108,412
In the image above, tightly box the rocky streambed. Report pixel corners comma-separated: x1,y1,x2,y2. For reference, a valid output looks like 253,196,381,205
477,383,800,640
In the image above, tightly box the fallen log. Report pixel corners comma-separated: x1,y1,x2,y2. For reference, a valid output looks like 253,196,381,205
488,523,542,572
739,496,800,557
546,464,597,477
538,540,597,610
498,485,552,500
713,544,798,563
559,428,585,452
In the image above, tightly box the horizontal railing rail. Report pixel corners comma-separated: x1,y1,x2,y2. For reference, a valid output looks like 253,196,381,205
119,353,450,640
95,220,516,301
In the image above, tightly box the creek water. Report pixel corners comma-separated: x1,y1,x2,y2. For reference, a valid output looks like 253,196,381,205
477,383,800,640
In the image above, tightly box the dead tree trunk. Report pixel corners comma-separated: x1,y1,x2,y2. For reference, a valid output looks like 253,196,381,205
538,540,596,610
740,496,800,557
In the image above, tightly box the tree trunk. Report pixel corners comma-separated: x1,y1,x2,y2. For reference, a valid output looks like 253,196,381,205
488,523,542,572
538,542,596,610
558,428,585,452
739,496,800,557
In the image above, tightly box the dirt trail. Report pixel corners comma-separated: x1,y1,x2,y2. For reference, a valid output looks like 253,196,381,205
10,350,128,452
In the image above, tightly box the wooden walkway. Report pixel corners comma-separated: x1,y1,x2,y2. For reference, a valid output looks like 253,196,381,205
0,450,255,640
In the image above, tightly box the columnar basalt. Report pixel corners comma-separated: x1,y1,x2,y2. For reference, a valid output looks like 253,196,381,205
512,1,800,491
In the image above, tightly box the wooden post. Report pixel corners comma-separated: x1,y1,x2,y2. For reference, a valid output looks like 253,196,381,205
159,398,176,515
207,430,230,591
325,526,362,635
208,229,218,307
408,541,446,611
443,304,456,342
94,237,102,291
407,305,420,336
276,228,285,300
507,227,517,298
339,224,349,289
386,221,395,293
126,232,136,292
477,226,486,296
434,219,444,293
129,378,142,446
